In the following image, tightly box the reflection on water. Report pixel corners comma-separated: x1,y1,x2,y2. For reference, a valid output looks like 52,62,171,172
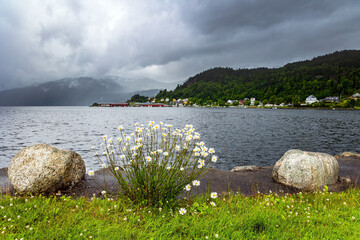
0,106,359,170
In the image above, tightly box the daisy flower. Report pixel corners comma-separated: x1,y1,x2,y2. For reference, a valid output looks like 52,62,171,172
211,192,218,199
180,167,184,171
175,145,181,151
102,164,107,168
101,191,106,195
179,208,187,215
118,125,124,130
192,180,200,186
163,152,169,156
120,155,125,159
88,171,94,176
185,184,191,191
115,167,120,171
210,201,216,207
201,152,209,157
211,155,218,163
157,149,163,154
209,148,215,154
146,156,152,162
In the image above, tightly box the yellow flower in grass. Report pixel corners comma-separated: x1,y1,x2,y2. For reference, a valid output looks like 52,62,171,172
211,192,218,199
179,208,186,215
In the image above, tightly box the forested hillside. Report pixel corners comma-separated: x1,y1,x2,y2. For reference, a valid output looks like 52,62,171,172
156,50,360,103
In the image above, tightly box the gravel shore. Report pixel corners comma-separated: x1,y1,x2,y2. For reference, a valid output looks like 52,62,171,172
1,154,359,197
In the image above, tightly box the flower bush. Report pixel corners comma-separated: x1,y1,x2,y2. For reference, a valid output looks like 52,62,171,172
91,121,217,206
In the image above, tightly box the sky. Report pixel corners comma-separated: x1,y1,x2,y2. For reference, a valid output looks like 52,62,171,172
1,0,360,91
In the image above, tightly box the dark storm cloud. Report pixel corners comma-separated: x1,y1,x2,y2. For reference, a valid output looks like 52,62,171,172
0,0,359,91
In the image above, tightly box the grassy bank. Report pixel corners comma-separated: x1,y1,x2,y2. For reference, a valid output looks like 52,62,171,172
1,188,359,239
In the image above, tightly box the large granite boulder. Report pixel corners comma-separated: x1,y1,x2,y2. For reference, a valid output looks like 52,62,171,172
8,144,85,194
272,149,339,191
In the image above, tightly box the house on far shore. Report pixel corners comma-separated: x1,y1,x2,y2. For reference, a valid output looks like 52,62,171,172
350,93,360,99
305,95,318,105
99,103,129,107
250,98,256,106
320,96,340,103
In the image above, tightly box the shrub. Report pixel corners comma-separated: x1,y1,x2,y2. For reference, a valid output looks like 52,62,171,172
91,122,218,206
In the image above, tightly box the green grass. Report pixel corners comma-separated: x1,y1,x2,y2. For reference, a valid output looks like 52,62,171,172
1,188,359,239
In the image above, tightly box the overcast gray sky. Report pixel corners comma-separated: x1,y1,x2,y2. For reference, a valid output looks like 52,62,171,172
0,0,360,90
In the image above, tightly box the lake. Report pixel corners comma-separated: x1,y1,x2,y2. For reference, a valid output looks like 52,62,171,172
0,106,359,171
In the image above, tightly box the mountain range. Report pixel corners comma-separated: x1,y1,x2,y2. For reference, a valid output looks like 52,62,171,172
0,76,178,106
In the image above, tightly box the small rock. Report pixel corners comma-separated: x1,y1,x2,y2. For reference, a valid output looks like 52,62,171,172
231,165,259,172
8,144,85,194
272,149,339,191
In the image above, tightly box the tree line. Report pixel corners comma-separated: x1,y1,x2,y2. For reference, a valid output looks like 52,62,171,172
156,50,360,105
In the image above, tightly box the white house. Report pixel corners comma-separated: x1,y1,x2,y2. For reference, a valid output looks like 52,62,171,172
250,98,256,106
305,95,318,104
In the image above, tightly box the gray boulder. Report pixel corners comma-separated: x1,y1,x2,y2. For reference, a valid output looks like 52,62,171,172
8,144,85,194
272,149,339,191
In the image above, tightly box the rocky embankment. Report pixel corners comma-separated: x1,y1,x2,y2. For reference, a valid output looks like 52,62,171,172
1,152,359,197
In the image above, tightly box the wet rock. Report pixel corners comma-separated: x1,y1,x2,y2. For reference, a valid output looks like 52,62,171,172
230,165,260,172
272,149,339,191
335,152,360,159
8,144,85,194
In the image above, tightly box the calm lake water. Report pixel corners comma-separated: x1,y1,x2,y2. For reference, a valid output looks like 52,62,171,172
0,106,359,170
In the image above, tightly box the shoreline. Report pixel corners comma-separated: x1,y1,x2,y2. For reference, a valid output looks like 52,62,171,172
1,153,359,197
